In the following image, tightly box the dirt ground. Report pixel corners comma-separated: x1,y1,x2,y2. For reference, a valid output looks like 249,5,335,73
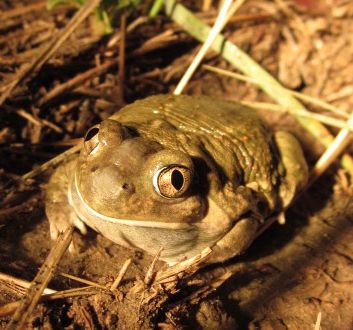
0,0,353,329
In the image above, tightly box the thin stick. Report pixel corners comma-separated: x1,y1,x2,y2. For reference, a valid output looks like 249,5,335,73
38,60,115,106
154,247,212,284
59,272,108,291
0,286,97,318
1,105,63,133
242,101,353,132
7,226,74,330
0,272,56,295
144,247,163,286
0,302,21,318
315,311,322,330
0,0,101,107
118,12,127,101
202,0,212,11
203,64,350,119
110,258,132,290
22,143,81,180
174,0,243,95
309,114,353,186
107,16,148,49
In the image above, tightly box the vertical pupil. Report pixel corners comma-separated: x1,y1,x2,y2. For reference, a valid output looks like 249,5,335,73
171,170,184,190
85,127,99,141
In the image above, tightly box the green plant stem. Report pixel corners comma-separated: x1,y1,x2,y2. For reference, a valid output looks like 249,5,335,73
149,0,165,18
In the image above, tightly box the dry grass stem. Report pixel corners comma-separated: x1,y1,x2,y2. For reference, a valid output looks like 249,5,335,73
203,64,350,119
174,0,243,95
202,0,212,11
59,272,108,291
38,60,116,106
131,30,177,56
202,12,274,26
1,105,63,133
0,272,56,296
0,302,21,318
144,247,163,286
154,247,212,284
107,16,148,49
315,311,322,330
0,286,97,318
243,101,353,132
7,226,74,330
310,114,353,186
110,258,132,290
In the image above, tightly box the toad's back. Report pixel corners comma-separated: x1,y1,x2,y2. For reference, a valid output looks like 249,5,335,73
111,95,281,201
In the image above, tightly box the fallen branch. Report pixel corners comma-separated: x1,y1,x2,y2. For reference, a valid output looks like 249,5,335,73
110,258,132,290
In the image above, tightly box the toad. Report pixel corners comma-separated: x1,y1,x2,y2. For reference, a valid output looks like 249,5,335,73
46,95,308,264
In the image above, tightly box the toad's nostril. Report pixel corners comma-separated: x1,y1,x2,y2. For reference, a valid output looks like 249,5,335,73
121,183,134,193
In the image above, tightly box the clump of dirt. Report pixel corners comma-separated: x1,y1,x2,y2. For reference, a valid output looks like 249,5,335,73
0,0,353,329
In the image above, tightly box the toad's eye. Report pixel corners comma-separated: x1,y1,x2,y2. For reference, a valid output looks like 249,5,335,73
84,125,99,154
153,165,192,198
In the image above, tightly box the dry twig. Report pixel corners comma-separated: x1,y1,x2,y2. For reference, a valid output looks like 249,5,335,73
0,286,97,318
38,61,116,106
59,272,108,291
7,226,74,330
154,247,212,285
310,113,353,186
0,272,56,296
110,258,132,290
144,247,163,286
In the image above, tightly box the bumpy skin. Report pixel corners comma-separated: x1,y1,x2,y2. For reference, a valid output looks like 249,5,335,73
46,95,308,264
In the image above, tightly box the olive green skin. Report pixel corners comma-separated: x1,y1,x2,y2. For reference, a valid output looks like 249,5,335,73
46,95,308,264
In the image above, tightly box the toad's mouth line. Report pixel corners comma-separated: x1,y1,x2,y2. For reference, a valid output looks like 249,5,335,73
69,174,195,230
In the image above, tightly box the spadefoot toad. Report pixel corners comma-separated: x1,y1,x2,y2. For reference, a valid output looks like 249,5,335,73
46,95,308,264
